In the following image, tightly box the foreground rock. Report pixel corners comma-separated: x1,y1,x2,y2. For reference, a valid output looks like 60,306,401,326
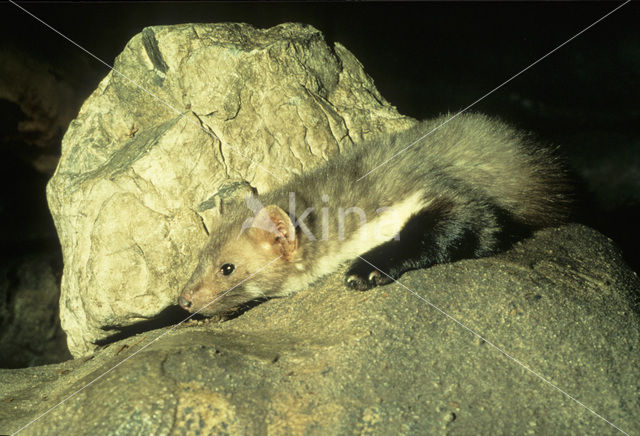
2,224,638,435
46,22,412,357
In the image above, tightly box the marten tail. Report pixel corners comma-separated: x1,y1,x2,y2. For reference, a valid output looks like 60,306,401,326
391,113,572,228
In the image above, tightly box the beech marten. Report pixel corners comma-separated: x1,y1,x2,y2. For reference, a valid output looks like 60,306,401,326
178,113,570,316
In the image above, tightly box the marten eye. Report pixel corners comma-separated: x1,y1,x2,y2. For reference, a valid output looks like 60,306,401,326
220,263,235,276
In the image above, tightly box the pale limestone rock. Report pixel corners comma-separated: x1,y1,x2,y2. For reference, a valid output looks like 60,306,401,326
47,22,412,356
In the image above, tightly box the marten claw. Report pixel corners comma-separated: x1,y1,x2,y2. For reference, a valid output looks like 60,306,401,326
344,265,393,291
345,273,371,291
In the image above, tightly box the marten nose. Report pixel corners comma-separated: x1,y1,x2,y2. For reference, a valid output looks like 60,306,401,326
178,295,191,309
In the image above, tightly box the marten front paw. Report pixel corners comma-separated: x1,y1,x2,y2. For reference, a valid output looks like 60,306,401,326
344,260,393,291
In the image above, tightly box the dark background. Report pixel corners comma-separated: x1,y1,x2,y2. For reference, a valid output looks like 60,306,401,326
0,1,638,367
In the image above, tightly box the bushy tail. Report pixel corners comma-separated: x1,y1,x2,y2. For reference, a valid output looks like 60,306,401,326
419,113,572,227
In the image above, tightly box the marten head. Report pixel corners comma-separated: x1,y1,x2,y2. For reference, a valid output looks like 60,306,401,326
178,205,299,316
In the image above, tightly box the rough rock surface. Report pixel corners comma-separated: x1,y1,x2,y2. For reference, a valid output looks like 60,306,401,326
1,224,638,434
46,22,412,357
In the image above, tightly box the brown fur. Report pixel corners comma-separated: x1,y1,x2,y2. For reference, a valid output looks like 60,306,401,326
178,113,570,316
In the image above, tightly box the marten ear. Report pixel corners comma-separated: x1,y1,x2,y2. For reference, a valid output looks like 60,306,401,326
248,205,297,259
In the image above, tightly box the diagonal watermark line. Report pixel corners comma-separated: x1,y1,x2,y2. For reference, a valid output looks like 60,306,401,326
356,0,631,182
9,0,283,183
8,1,632,435
10,255,283,435
356,256,630,435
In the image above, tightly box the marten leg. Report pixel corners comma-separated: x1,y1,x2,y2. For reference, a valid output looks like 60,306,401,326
344,197,519,291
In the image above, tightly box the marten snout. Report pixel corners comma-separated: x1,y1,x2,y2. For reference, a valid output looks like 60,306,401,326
178,294,192,309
